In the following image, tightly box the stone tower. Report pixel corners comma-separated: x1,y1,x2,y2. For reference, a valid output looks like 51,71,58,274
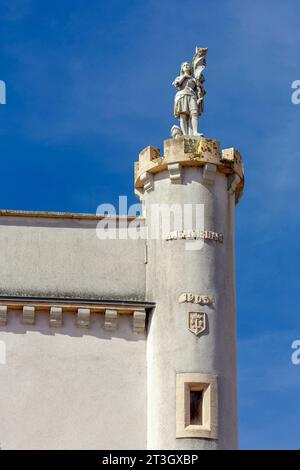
134,136,244,449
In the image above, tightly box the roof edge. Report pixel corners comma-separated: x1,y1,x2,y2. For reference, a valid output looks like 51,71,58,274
0,209,144,221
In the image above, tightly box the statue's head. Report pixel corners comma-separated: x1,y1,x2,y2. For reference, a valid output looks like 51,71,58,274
180,62,192,75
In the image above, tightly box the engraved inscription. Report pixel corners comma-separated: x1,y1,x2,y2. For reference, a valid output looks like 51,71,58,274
165,230,223,243
179,293,213,305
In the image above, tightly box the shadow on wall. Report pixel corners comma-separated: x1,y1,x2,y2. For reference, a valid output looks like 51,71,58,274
0,311,147,342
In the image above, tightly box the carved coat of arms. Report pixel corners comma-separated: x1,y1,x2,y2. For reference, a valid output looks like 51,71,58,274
188,311,206,336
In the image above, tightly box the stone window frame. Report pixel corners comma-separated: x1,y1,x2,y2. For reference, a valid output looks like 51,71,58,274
176,372,218,439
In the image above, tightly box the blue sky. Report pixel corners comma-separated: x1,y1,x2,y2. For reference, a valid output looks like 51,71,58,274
0,0,300,449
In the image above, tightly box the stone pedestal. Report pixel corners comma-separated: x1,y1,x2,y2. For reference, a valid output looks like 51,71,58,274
134,136,244,450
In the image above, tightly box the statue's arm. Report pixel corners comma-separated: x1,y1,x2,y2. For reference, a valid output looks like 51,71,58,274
172,75,185,88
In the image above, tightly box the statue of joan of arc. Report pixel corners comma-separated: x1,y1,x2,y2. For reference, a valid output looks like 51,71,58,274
172,47,207,137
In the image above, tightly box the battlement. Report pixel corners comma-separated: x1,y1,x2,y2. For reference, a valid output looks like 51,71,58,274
134,137,244,204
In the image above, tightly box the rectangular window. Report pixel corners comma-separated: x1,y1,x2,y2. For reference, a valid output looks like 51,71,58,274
190,389,203,425
176,373,218,439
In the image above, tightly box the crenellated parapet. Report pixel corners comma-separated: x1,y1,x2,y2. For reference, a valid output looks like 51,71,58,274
134,136,244,203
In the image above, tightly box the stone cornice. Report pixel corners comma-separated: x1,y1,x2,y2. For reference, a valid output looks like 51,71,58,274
0,296,154,332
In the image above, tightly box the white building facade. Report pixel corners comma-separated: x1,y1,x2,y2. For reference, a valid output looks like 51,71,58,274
0,135,244,450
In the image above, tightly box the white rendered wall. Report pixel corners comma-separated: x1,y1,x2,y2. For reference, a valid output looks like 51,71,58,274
0,216,145,301
145,167,238,449
0,312,147,450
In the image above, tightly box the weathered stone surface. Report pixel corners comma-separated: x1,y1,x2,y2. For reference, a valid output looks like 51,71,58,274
49,306,63,327
202,163,217,185
76,308,90,328
139,146,160,164
140,172,154,192
133,310,146,333
135,137,243,201
168,163,182,184
104,309,118,331
0,306,8,326
228,174,241,195
22,306,35,325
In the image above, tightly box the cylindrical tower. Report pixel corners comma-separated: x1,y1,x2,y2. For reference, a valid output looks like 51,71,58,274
134,136,244,450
